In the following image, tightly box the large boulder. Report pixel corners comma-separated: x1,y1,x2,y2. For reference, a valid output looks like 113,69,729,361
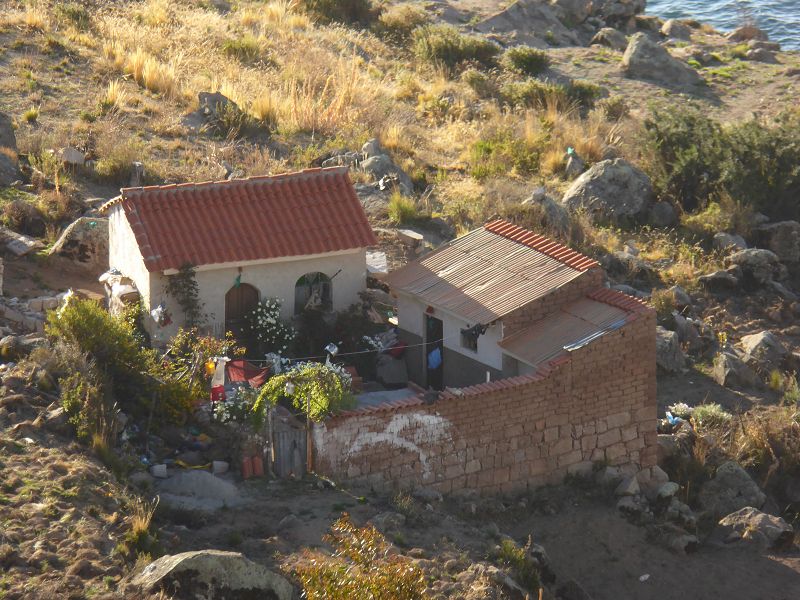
656,326,686,373
661,19,692,40
727,248,782,286
621,33,703,87
594,0,646,29
561,159,653,224
130,550,294,599
522,188,571,238
716,507,795,551
47,217,109,267
590,27,628,51
0,112,20,186
698,461,766,518
727,25,768,42
475,0,580,47
713,351,758,389
739,331,788,373
360,154,413,195
712,232,747,252
753,221,800,264
549,0,593,24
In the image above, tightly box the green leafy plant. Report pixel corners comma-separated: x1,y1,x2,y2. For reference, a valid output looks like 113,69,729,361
254,362,354,424
691,403,732,429
387,191,419,224
495,537,540,593
413,25,500,72
292,514,429,599
502,46,549,76
299,0,378,25
247,298,296,355
165,263,204,327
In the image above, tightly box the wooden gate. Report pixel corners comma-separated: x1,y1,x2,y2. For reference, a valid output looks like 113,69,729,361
225,283,259,349
271,422,306,479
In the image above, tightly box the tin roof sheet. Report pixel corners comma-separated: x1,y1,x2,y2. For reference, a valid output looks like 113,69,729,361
387,221,598,323
498,297,630,367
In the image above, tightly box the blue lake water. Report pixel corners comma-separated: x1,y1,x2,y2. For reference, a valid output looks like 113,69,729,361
647,0,800,50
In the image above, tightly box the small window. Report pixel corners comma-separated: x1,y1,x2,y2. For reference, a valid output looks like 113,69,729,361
461,327,478,352
294,272,332,315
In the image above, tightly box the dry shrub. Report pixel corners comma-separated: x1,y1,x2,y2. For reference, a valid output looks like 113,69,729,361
100,80,127,113
250,93,279,130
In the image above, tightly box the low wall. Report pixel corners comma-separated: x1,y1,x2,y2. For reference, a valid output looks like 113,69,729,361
313,309,657,495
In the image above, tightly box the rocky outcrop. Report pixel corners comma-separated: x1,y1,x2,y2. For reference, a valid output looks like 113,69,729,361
753,221,800,263
561,158,653,223
476,0,580,47
594,0,646,29
130,550,294,599
649,201,677,227
590,27,628,51
712,232,747,252
726,25,768,43
713,351,758,389
48,217,109,267
716,507,795,550
727,248,783,286
0,112,20,186
522,188,571,238
739,331,788,373
656,326,685,373
698,461,766,519
661,20,692,40
621,33,703,87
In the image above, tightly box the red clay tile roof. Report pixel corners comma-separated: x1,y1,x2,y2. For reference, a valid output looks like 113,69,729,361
387,220,599,324
484,220,599,271
103,167,377,272
588,287,652,314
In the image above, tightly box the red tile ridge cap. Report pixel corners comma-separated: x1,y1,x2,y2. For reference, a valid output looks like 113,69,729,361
325,394,425,421
588,287,653,314
484,220,600,271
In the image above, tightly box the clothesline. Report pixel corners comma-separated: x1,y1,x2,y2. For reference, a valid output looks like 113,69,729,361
239,332,463,365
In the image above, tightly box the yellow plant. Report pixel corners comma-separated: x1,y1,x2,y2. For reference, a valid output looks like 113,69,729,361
101,80,127,112
140,0,171,27
125,47,148,83
250,93,279,129
23,5,49,31
142,56,178,97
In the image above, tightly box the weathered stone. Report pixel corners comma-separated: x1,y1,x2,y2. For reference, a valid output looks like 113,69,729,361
369,511,406,533
549,0,593,24
130,550,294,599
621,33,703,87
753,221,800,263
656,326,685,373
615,476,640,496
590,27,628,51
656,481,680,499
713,351,758,389
48,217,109,267
649,201,677,227
727,25,768,42
361,138,383,159
661,19,692,40
564,153,586,178
699,461,766,518
716,507,794,550
712,232,747,252
156,471,245,514
360,154,413,195
740,331,788,373
523,191,571,238
595,0,646,29
476,0,580,48
59,146,85,167
0,112,20,186
413,487,443,503
728,248,781,286
745,48,777,63
561,158,653,224
668,285,692,309
699,269,739,292
1,227,44,257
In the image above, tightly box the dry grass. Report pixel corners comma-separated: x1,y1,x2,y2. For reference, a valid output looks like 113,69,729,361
100,80,127,113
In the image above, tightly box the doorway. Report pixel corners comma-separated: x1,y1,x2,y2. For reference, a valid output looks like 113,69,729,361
425,314,444,390
225,283,259,350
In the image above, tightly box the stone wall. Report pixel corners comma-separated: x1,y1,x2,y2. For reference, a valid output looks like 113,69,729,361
313,308,656,495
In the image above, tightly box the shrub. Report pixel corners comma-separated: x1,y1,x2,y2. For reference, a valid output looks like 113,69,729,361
292,514,428,600
374,3,428,41
461,68,496,98
501,79,598,110
413,25,500,71
164,328,242,395
55,2,91,31
496,537,540,593
650,288,676,320
691,403,732,429
222,34,262,63
60,367,109,440
387,192,418,224
299,0,378,25
469,131,539,180
22,107,39,123
502,46,549,76
254,362,354,423
598,96,629,121
165,263,204,327
250,94,279,130
247,298,296,355
99,80,127,114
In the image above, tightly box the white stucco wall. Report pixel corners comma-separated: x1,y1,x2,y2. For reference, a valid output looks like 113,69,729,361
395,291,504,371
108,205,151,303
147,248,367,345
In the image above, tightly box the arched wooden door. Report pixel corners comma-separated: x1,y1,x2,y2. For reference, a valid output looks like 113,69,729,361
225,283,259,350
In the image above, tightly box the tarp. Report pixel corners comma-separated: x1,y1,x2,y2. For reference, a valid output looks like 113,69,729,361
226,359,271,388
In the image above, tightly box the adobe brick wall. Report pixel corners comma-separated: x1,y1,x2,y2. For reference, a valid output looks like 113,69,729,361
313,307,657,495
502,267,605,336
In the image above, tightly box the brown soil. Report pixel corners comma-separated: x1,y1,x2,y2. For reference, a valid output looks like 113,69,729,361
2,254,104,300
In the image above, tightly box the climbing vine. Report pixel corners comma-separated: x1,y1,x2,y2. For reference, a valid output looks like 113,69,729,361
166,263,204,327
253,362,354,424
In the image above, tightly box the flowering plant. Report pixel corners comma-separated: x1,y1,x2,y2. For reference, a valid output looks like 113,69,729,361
212,386,258,426
247,298,296,355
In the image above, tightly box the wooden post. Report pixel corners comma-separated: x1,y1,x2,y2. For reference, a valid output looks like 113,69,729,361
306,395,313,473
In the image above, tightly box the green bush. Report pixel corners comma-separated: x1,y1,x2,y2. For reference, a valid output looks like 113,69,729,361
373,3,428,41
222,34,262,63
502,46,549,76
60,368,108,440
299,0,378,25
691,403,732,429
292,514,428,600
461,68,496,98
644,107,800,219
55,2,91,31
501,79,600,110
496,537,540,593
469,131,539,180
413,25,500,71
387,192,419,224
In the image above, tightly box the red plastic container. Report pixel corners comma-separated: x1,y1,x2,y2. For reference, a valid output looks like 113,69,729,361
251,455,264,477
241,456,253,480
210,385,225,402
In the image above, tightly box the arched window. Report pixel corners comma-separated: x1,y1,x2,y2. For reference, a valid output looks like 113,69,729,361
294,272,332,314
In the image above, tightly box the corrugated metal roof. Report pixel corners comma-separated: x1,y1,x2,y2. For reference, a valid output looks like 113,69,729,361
499,297,629,367
101,167,377,272
387,223,597,323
